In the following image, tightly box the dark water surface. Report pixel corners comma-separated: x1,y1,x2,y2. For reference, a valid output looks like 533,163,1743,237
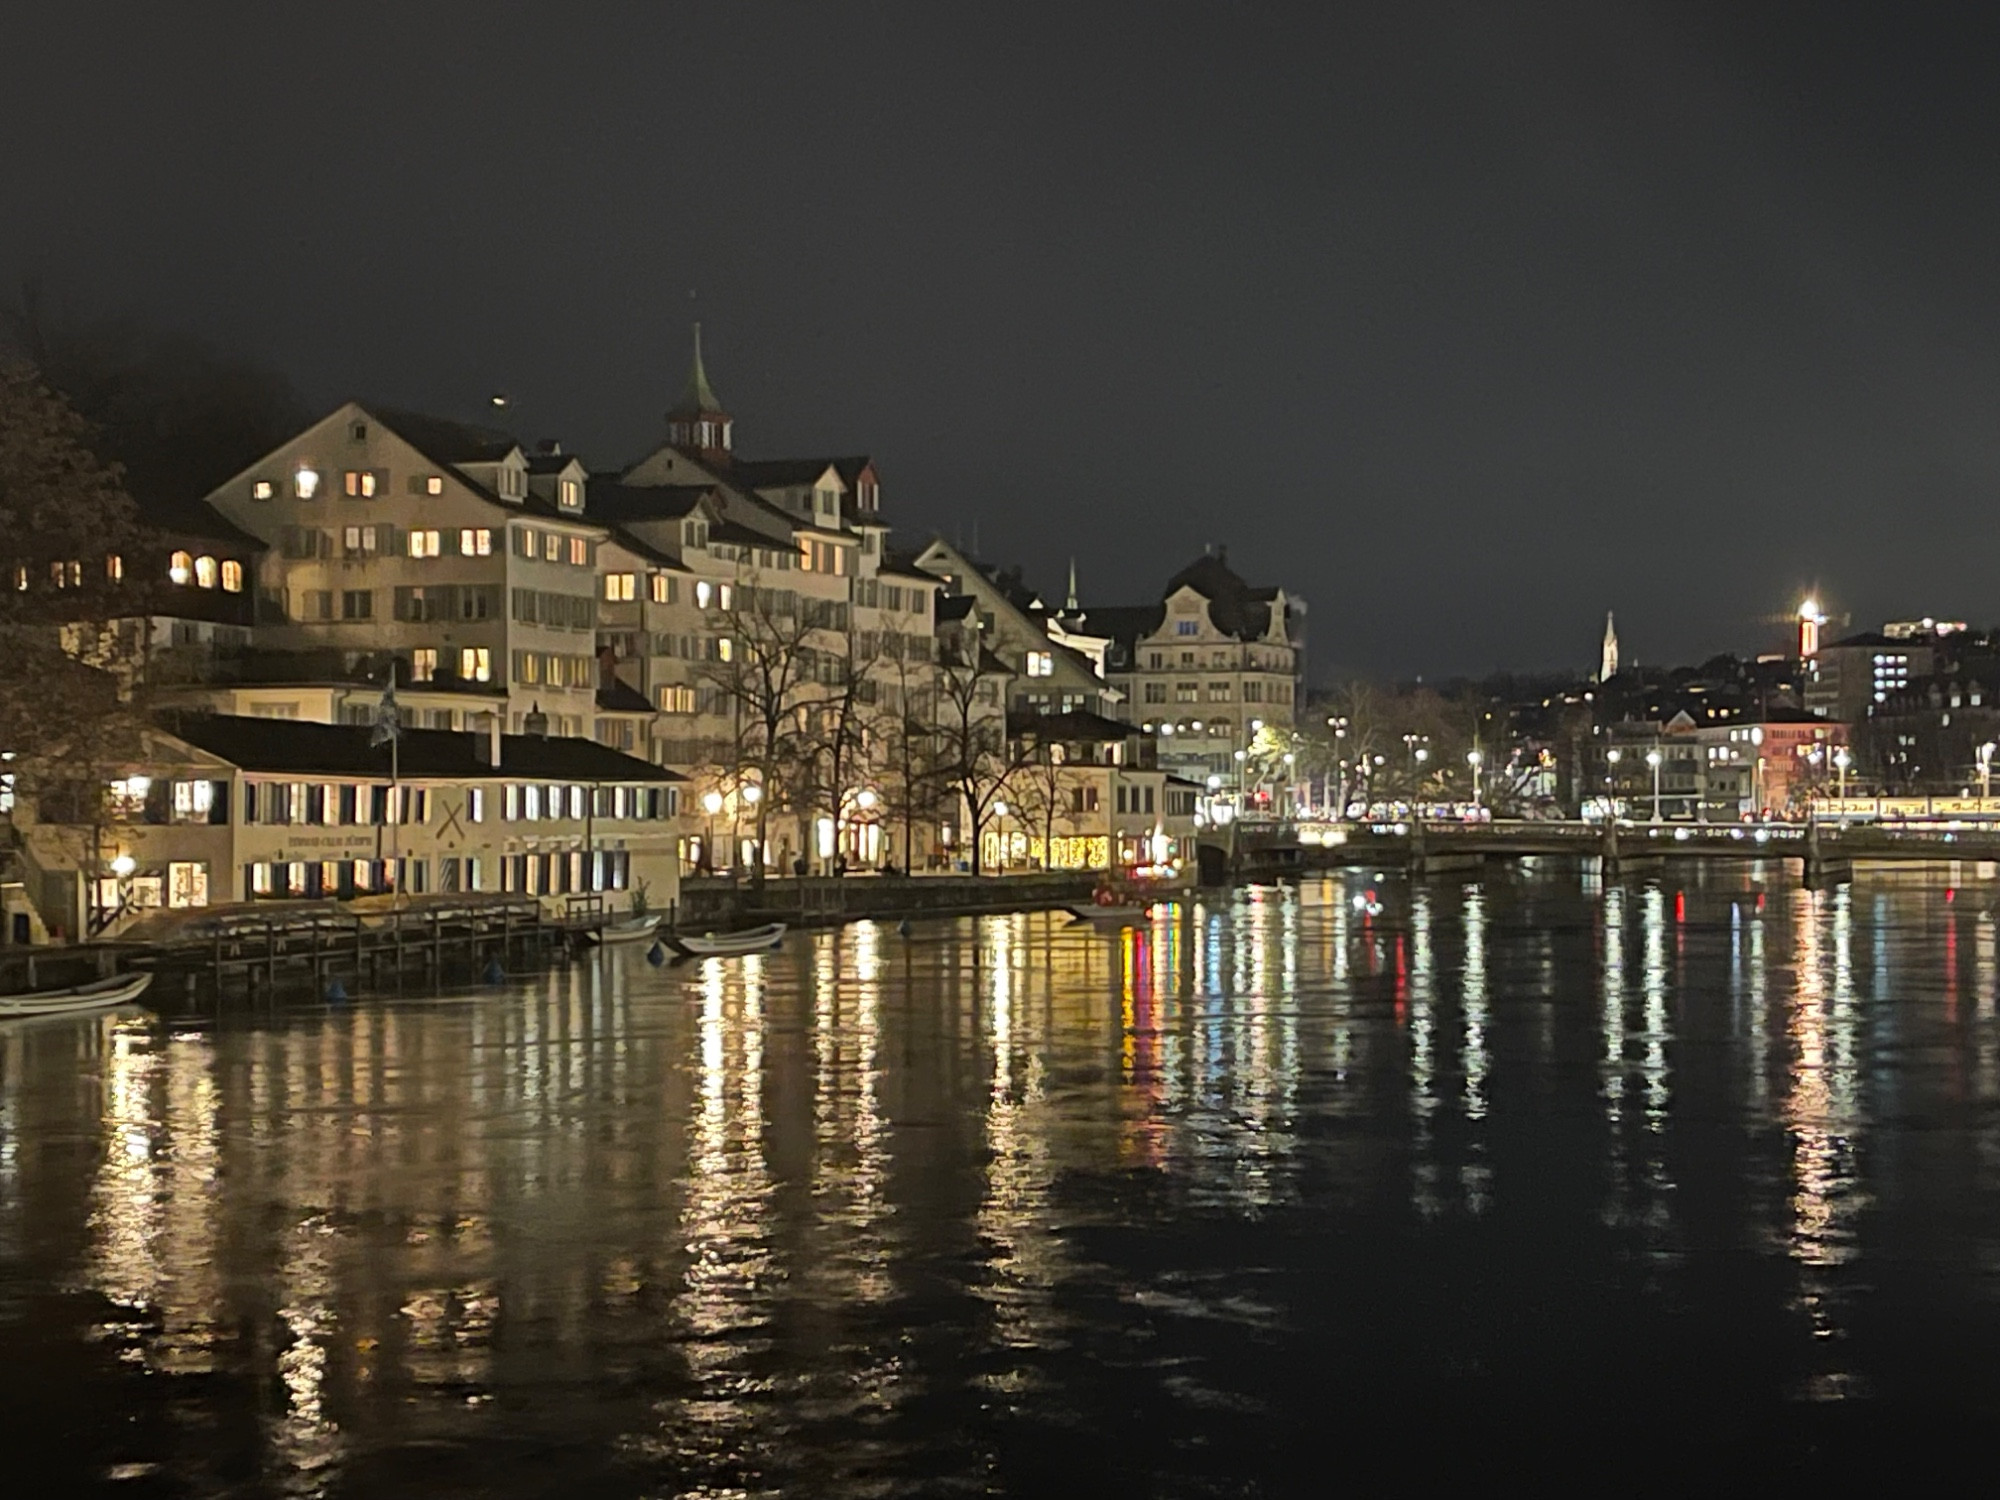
6,865,2000,1495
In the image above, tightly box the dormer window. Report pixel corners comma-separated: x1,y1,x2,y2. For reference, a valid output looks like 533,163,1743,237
684,519,707,549
858,479,878,510
816,485,838,518
559,478,580,510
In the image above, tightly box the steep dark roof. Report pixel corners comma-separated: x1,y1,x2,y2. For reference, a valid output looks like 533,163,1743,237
1077,604,1164,648
602,525,686,571
731,457,848,490
595,680,654,714
371,408,520,466
1007,709,1139,743
935,595,977,624
1163,553,1280,639
162,713,683,781
141,495,265,548
585,479,717,524
525,451,581,475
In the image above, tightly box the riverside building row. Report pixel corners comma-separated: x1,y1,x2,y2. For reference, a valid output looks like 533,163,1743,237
3,333,1302,936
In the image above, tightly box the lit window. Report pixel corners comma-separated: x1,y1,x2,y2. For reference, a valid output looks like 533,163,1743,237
105,554,123,582
459,527,491,556
408,529,441,558
560,478,580,509
343,525,378,555
13,566,27,591
193,555,218,589
426,475,445,496
717,637,733,663
1027,651,1053,677
220,560,243,593
294,467,320,499
412,648,437,683
468,787,485,823
544,533,561,562
252,479,274,500
169,551,193,585
569,536,588,566
460,647,490,682
343,470,378,498
650,574,674,604
718,583,733,610
695,580,713,609
605,573,636,602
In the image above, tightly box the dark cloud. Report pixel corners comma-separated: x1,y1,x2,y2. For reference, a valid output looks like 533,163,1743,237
6,0,1996,678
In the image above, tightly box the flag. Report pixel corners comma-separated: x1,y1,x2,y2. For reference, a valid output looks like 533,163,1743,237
371,676,402,747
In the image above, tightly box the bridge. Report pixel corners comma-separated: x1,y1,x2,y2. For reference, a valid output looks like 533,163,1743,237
1293,818,2000,886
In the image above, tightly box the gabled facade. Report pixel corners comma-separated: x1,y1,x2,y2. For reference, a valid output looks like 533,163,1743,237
1085,550,1306,795
199,402,609,735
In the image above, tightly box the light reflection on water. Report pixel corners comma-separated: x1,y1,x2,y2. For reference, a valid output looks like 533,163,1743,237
5,866,2000,1491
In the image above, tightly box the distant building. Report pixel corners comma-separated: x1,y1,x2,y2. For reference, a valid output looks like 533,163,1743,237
1804,632,1940,723
1599,611,1619,683
1083,550,1305,798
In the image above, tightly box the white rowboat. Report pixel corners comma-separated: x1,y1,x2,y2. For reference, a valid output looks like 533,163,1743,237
0,971,153,1021
668,923,787,958
588,914,662,946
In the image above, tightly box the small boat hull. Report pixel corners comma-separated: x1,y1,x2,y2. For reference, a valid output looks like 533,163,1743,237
668,923,787,958
588,914,662,946
1068,904,1153,925
0,971,153,1020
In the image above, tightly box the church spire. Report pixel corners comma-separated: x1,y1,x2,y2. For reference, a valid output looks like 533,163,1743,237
666,322,732,462
1599,611,1620,683
1065,556,1078,614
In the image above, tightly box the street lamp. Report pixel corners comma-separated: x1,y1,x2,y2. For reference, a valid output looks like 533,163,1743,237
1980,742,1997,804
1605,747,1622,821
1645,749,1663,823
992,799,1009,872
1833,746,1851,819
1466,748,1483,811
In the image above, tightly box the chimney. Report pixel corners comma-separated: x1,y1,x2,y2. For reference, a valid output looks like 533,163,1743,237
523,701,549,738
537,438,562,455
474,711,502,767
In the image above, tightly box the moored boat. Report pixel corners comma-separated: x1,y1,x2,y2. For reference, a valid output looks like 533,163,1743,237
0,971,153,1021
1067,904,1154,925
667,922,787,958
587,913,662,946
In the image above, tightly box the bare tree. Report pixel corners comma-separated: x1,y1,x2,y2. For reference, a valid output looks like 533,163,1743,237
926,632,1014,876
868,632,942,872
799,619,886,872
695,580,822,885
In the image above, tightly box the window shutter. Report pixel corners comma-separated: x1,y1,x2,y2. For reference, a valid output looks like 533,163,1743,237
209,782,230,825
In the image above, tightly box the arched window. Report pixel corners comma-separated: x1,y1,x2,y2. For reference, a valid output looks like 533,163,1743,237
220,560,244,593
194,555,218,589
169,551,193,585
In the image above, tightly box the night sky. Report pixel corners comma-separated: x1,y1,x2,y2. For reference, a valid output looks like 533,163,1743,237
8,2,2000,681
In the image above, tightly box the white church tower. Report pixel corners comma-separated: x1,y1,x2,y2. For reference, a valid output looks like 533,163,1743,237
1599,612,1620,683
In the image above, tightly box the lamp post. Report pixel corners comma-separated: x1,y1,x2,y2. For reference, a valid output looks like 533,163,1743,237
1833,746,1851,821
1646,749,1662,823
992,799,1009,873
1605,747,1622,821
1466,748,1483,812
1980,741,1996,805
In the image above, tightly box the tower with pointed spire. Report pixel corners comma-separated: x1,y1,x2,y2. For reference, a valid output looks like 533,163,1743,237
665,323,732,464
1064,556,1079,615
1599,611,1620,683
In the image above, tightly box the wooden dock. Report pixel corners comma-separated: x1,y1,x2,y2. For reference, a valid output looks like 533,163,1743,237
114,893,573,1009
